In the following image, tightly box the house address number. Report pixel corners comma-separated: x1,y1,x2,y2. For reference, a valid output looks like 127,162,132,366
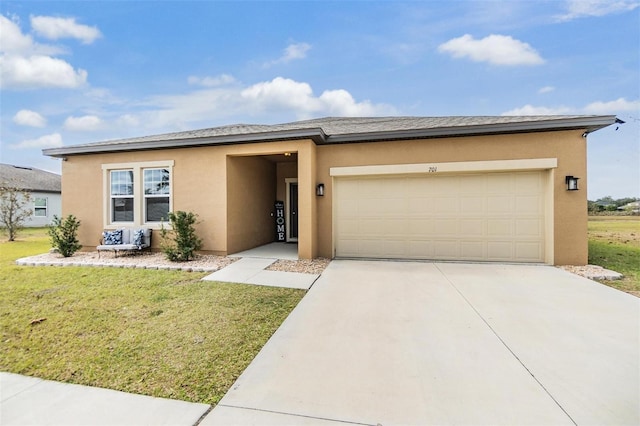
428,166,438,173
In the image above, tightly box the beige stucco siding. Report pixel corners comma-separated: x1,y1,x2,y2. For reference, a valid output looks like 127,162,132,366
62,147,228,253
226,156,276,254
277,162,297,202
62,140,311,255
314,130,588,265
61,130,588,265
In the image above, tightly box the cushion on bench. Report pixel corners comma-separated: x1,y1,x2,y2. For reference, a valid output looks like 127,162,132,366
98,228,152,251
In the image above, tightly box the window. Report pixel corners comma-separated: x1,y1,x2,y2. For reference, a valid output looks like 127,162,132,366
110,170,134,222
34,197,47,217
143,168,170,222
103,161,174,226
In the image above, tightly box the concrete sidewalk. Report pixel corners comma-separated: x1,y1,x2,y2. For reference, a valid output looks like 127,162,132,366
0,372,210,425
202,260,640,425
202,257,320,290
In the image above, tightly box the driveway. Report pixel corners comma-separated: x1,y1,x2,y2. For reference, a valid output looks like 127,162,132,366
203,261,639,426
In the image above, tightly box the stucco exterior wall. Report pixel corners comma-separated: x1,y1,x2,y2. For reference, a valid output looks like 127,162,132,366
276,162,297,203
314,130,588,265
61,140,308,254
60,130,588,265
226,156,276,254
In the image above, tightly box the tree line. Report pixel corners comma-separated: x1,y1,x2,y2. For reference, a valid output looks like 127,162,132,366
588,196,639,213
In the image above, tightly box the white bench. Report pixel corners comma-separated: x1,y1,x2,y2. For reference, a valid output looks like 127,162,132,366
97,228,152,257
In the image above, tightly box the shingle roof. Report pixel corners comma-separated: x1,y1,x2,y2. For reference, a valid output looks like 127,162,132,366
43,115,619,157
0,164,62,193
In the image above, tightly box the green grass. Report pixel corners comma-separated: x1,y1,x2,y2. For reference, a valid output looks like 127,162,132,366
0,229,305,404
588,217,640,296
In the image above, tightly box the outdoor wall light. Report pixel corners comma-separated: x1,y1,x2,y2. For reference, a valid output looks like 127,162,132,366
566,176,580,191
316,183,325,196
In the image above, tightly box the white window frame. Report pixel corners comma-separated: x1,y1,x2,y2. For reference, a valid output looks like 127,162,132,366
143,167,171,223
102,160,174,228
34,197,48,217
109,169,135,223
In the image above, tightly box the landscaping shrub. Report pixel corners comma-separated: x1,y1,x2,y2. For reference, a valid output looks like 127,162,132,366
48,215,82,257
161,211,202,261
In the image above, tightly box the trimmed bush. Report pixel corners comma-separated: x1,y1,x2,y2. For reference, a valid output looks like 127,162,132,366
48,215,82,257
161,211,202,262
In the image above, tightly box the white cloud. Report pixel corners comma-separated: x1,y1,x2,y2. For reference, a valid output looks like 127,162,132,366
13,109,47,127
583,98,640,114
502,98,640,116
0,15,33,53
133,76,395,130
0,13,89,89
187,74,236,87
31,15,102,44
0,14,64,55
240,77,395,117
241,77,316,111
64,115,103,131
0,54,87,89
501,104,572,115
11,133,63,149
281,42,311,62
538,86,555,94
438,34,544,66
556,0,640,21
264,42,312,67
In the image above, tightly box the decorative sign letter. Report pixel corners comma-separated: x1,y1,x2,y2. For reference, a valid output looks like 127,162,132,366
275,201,285,241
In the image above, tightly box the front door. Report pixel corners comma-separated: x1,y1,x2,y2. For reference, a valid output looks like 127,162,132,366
286,179,298,242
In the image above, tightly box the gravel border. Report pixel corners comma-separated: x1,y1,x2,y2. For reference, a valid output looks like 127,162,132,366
265,258,331,275
558,264,623,280
15,251,237,273
15,251,332,275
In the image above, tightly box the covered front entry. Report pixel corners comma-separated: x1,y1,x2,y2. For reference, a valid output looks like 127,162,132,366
226,150,303,256
333,167,550,263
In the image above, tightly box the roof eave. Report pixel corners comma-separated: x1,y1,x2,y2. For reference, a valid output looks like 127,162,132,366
43,115,619,157
43,128,327,158
324,115,620,144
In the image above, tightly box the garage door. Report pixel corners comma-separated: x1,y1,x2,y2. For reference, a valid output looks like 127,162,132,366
334,171,546,262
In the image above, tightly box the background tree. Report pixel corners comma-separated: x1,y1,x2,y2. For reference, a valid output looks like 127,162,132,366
0,181,33,241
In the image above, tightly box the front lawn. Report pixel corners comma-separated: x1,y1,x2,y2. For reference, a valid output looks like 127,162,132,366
0,229,305,404
588,216,640,296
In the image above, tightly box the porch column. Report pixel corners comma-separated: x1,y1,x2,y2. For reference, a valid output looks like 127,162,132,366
297,140,317,259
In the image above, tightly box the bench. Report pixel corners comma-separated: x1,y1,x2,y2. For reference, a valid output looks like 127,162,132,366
97,228,152,258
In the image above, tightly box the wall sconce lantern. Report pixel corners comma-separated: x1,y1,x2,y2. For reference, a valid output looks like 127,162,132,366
316,183,325,196
566,176,580,191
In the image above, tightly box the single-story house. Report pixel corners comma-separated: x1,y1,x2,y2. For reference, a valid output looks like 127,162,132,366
43,115,619,265
618,201,639,214
0,163,62,227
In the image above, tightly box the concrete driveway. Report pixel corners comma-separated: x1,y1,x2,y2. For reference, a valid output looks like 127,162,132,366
203,260,639,426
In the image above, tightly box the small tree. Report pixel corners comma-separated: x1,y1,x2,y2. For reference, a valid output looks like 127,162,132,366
160,211,202,262
48,215,82,257
0,182,32,241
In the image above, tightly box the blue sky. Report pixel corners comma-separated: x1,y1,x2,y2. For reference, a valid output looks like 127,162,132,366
1,0,638,199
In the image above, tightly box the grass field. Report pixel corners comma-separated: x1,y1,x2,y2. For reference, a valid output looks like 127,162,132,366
588,216,640,296
0,229,305,404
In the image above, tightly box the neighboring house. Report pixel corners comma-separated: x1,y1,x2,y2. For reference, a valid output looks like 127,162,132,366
618,201,640,214
43,115,619,265
0,163,62,227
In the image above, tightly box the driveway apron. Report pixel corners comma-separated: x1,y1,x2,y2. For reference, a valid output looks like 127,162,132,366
203,260,639,426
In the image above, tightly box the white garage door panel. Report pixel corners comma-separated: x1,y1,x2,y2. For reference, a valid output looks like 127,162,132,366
335,171,546,262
